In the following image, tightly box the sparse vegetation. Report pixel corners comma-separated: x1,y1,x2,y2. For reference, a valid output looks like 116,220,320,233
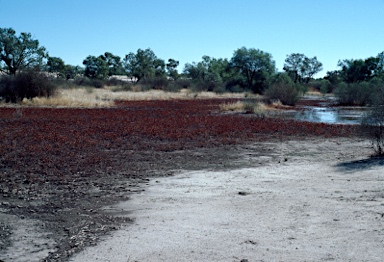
219,100,244,112
334,81,378,106
243,99,267,115
361,87,384,155
265,73,301,106
0,70,56,102
219,99,269,116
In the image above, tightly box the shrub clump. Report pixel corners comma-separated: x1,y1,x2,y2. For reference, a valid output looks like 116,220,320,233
0,71,57,103
334,81,377,106
73,77,105,88
265,73,300,106
361,87,384,155
243,99,267,116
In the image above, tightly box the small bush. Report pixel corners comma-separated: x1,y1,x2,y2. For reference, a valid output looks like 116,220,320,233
106,77,126,86
334,82,375,106
226,85,244,93
189,80,224,92
73,77,94,87
91,79,104,88
72,77,105,88
163,81,184,92
225,77,246,93
188,80,206,92
175,79,193,89
55,79,79,89
361,87,384,155
243,98,265,114
111,83,133,92
139,77,169,90
320,79,332,94
219,101,244,111
219,99,267,116
265,73,300,106
0,71,56,103
213,85,226,94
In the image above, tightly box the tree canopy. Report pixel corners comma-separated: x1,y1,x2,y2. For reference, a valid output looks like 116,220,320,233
166,58,179,80
47,56,83,80
283,53,323,84
230,47,275,93
83,55,109,79
123,48,165,83
184,56,224,82
47,56,65,75
100,52,124,76
0,28,47,75
337,56,382,83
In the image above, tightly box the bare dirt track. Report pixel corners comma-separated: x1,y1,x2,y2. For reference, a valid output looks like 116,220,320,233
0,98,382,261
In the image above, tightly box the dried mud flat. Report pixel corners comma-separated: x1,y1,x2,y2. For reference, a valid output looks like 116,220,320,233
0,99,383,261
70,138,384,262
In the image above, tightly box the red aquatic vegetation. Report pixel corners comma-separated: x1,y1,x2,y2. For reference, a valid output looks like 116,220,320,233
0,99,358,182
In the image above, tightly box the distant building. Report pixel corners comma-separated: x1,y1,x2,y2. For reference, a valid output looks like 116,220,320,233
109,75,138,83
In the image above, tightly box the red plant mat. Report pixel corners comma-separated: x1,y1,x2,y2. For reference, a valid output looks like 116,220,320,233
0,99,357,180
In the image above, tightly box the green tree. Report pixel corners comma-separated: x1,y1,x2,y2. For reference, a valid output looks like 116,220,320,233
377,51,384,70
302,57,323,83
230,47,275,94
338,57,381,83
0,27,47,75
206,57,236,83
166,58,179,80
324,70,342,85
183,56,223,83
63,65,83,80
183,61,205,80
283,53,323,84
46,56,83,80
47,56,66,76
83,55,109,79
100,52,124,76
123,48,165,83
153,58,166,78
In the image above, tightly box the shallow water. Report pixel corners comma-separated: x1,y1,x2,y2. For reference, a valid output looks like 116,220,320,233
275,96,368,125
293,106,366,125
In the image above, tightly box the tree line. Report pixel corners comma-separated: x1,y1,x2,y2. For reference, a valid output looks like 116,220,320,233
1,27,384,105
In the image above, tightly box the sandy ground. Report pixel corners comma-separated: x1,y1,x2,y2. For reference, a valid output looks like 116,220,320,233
67,138,384,262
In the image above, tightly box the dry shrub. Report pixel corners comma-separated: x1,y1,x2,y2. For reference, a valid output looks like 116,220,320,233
1,85,248,108
20,94,113,108
220,99,267,116
219,101,244,111
361,88,384,155
0,70,56,103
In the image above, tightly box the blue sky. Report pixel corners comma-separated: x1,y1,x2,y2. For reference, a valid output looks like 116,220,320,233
1,0,383,77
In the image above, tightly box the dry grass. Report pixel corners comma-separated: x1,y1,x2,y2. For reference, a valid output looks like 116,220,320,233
250,102,268,115
1,87,249,108
105,87,247,100
20,89,114,107
220,100,268,116
219,101,245,111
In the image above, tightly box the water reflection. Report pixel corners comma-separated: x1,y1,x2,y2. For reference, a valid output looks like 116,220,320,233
294,107,364,125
